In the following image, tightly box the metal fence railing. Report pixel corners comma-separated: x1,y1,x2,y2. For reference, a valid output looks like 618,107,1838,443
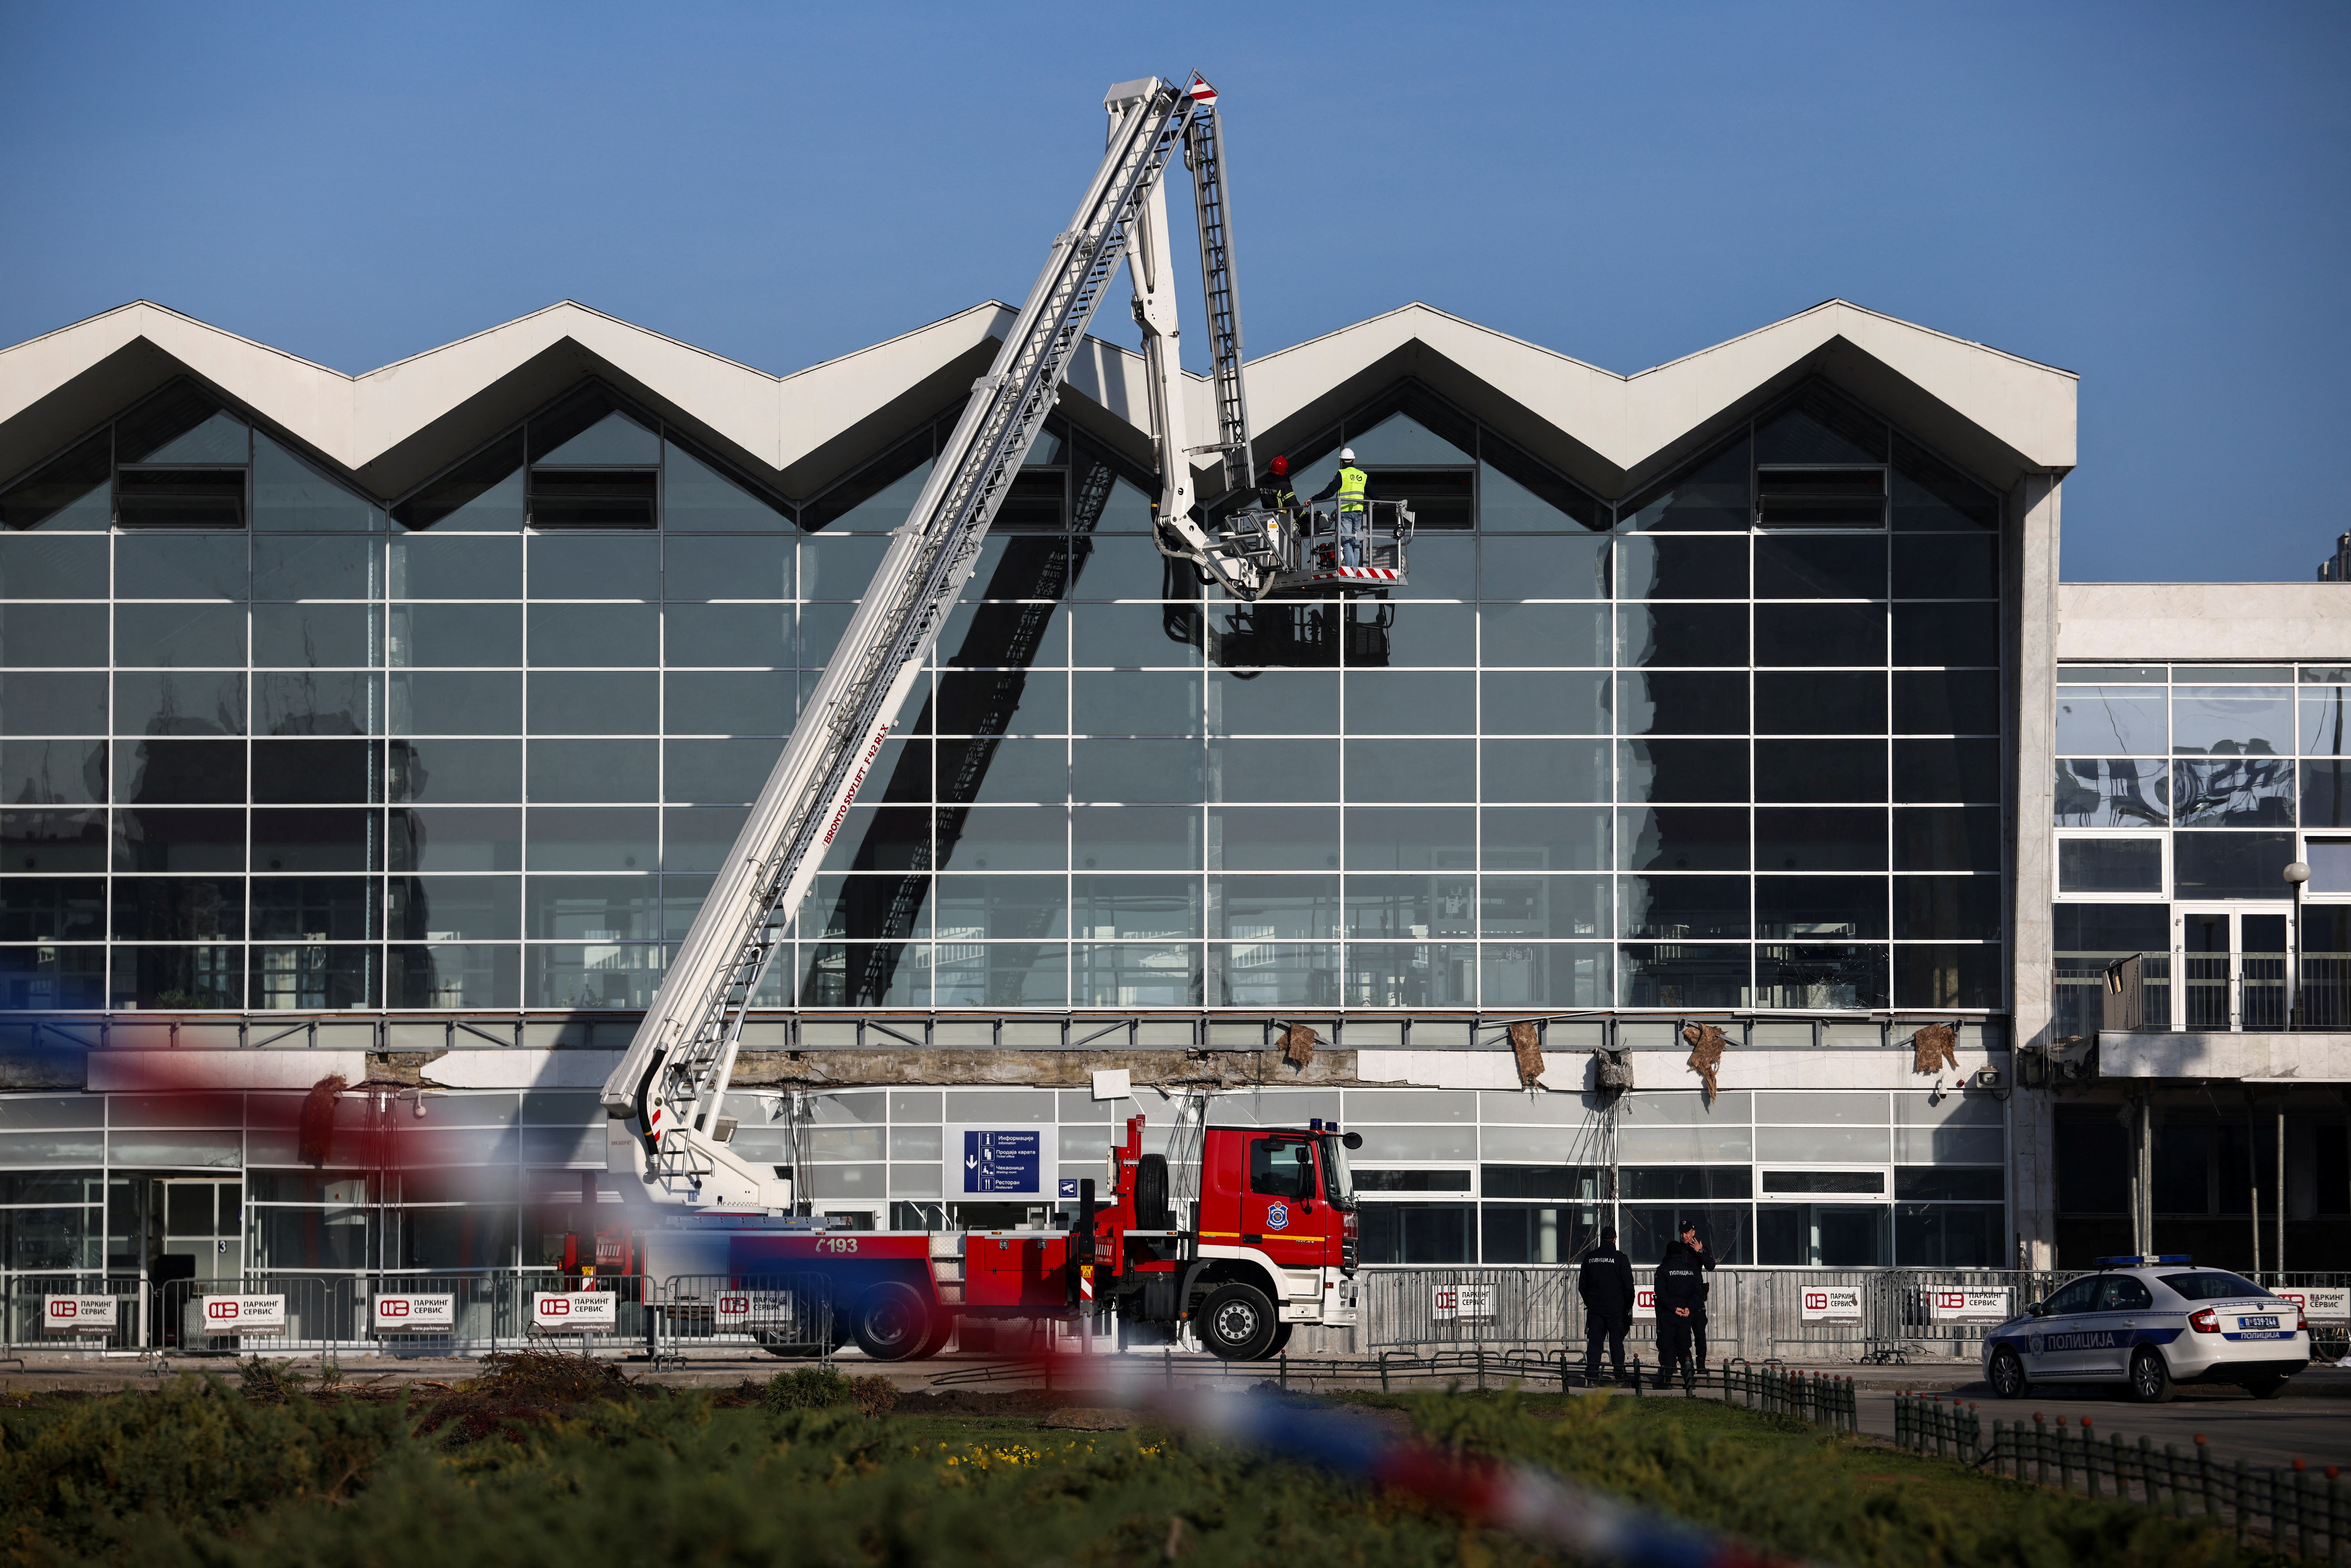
0,1273,150,1355
654,1274,836,1367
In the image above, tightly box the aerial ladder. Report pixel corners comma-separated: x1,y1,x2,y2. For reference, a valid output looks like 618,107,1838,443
604,75,1252,1208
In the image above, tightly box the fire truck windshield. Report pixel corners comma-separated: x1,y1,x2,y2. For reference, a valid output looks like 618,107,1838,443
1317,1134,1356,1209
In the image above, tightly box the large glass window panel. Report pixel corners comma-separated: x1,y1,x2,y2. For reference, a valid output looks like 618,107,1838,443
1621,439,1747,531
937,806,1062,871
2056,686,2165,755
1069,943,1192,1007
1378,603,1476,666
1483,738,1612,804
662,440,790,531
1480,942,1611,1005
1756,388,1886,465
0,740,106,806
1482,806,1609,871
114,603,244,667
2300,688,2351,756
393,436,524,533
250,945,378,1009
253,739,378,804
1217,874,1339,941
0,431,113,532
389,875,520,940
118,386,246,465
1896,873,2005,937
390,604,521,667
1346,872,1478,939
0,604,107,667
1071,737,1202,802
2304,761,2351,830
1207,670,1339,734
1480,603,1611,667
1754,738,1883,803
0,878,104,941
250,877,377,941
110,945,243,1009
1341,805,1472,871
2054,759,2165,826
1619,739,1747,803
1893,601,1997,666
252,604,377,669
1621,875,1749,940
1070,602,1204,666
114,739,245,803
522,807,656,872
389,672,521,737
664,671,793,736
1,672,106,736
0,534,108,598
2057,837,2163,895
1891,437,2000,531
526,604,657,668
936,875,1068,940
0,945,105,1008
663,738,778,803
1754,535,1886,599
388,943,521,1007
2172,757,2292,827
1478,670,1609,736
253,672,377,737
527,672,657,736
1211,737,1338,803
1619,604,1747,667
1218,805,1339,871
115,672,244,737
1343,738,1473,802
2172,829,2297,899
1620,945,1750,1008
253,535,378,600
1065,874,1188,939
1343,671,1473,734
801,533,894,598
799,872,931,944
1892,738,2002,803
1348,941,1477,1006
664,602,792,668
1754,875,1887,940
1620,806,1748,871
528,740,656,803
1893,943,2002,1008
1476,534,1607,600
1478,435,1608,533
1211,941,1338,1006
253,806,377,872
109,876,243,940
112,808,242,872
2172,687,2292,757
1614,536,1747,599
1754,603,1884,667
391,535,520,599
935,735,1063,804
662,536,792,602
5,808,109,870
659,805,751,873
1480,875,1609,938
526,944,668,1010
1894,806,2000,872
1893,669,1998,734
1753,670,1882,735
1071,804,1197,869
253,433,380,531
802,432,931,535
1615,671,1744,736
1891,534,1997,599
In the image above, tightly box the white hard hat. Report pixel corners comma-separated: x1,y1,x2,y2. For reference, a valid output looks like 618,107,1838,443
1339,447,1356,463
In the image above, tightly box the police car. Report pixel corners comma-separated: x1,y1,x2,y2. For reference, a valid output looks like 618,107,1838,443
1983,1255,2310,1404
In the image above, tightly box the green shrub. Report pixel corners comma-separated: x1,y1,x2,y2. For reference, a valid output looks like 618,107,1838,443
760,1366,899,1416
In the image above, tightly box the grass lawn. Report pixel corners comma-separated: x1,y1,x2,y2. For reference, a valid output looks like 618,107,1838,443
0,1361,2283,1568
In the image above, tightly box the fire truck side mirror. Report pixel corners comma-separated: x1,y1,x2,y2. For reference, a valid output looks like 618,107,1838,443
1341,1132,1363,1150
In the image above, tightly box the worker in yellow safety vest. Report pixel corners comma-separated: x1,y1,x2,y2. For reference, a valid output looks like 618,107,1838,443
1309,448,1375,567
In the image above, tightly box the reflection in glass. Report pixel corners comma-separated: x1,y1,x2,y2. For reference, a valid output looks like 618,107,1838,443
2056,686,2166,755
2171,757,2292,827
1756,945,1888,1010
2056,839,2162,894
2171,687,2291,757
1620,945,1749,1008
2054,759,2167,826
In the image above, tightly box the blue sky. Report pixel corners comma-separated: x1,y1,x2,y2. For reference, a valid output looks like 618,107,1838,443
2,1,2344,581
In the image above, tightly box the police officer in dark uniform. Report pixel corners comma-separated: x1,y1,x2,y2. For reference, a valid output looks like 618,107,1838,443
1680,1220,1718,1368
1576,1225,1636,1383
1653,1222,1707,1387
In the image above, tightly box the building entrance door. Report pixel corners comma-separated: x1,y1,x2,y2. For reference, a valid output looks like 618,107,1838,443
2176,908,2288,1031
159,1178,243,1283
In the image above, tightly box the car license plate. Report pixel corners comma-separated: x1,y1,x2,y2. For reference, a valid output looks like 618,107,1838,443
2240,1315,2279,1329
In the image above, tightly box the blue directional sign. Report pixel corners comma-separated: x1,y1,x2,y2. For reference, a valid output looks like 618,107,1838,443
961,1129,1041,1195
1058,1178,1080,1200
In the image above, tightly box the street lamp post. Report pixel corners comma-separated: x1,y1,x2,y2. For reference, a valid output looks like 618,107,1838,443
2284,861,2310,1029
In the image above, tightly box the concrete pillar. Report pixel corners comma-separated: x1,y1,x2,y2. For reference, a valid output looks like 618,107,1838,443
2007,471,2062,1269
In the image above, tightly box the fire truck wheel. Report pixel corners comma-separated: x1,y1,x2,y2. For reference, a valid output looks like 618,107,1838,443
849,1282,931,1361
1198,1282,1278,1361
1266,1322,1294,1357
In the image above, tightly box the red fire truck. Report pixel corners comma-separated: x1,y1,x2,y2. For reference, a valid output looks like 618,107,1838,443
632,1114,1363,1362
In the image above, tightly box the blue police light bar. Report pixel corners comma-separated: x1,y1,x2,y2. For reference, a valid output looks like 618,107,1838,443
2092,1253,2194,1268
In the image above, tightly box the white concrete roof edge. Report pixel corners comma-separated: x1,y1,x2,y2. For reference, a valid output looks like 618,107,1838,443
0,291,2077,492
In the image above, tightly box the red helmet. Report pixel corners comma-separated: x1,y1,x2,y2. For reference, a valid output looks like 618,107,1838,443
1268,454,1290,476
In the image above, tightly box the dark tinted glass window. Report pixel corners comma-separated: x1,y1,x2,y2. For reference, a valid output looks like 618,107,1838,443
1756,807,1886,871
1893,738,2001,802
1891,437,2000,530
2174,830,2298,899
110,876,243,940
252,740,378,804
1755,740,1884,803
1616,536,1747,598
1893,943,2002,1008
1894,806,2000,871
1620,740,1747,802
393,433,525,532
1894,1166,2003,1200
1893,602,1997,666
1618,807,1747,871
1895,875,2002,939
1620,439,1747,531
251,877,378,941
1616,672,1744,735
1756,875,1887,939
1620,604,1748,668
115,469,245,529
1755,603,1884,666
0,877,103,940
0,431,112,531
1620,875,1749,940
2160,1272,2270,1301
1754,535,1886,598
1754,387,1887,466
1756,469,1884,529
1755,672,1883,734
1893,535,1998,598
1893,670,2000,734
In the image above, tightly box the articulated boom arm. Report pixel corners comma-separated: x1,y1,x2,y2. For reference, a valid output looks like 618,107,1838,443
601,75,1216,1208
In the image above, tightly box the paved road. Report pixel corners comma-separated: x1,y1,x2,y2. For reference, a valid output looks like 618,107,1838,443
1845,1380,2351,1472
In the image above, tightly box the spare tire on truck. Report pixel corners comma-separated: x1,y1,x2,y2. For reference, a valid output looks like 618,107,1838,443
1133,1153,1172,1229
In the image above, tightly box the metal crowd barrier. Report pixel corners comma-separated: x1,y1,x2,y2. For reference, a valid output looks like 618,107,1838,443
654,1273,836,1367
0,1272,151,1356
144,1273,659,1360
